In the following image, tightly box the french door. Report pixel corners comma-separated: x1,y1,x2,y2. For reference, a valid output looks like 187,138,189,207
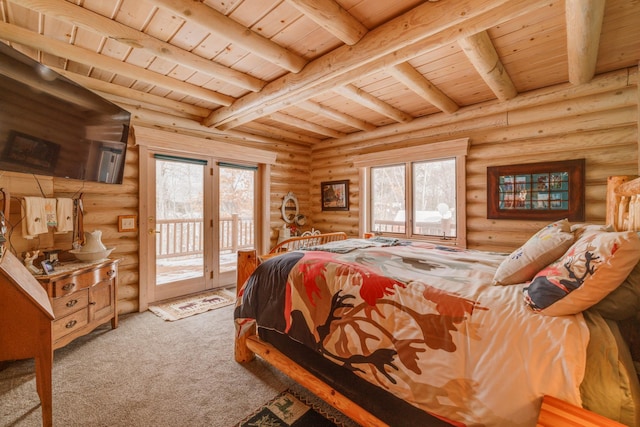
143,150,256,304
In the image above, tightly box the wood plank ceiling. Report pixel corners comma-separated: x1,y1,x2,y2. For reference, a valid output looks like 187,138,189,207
0,0,638,147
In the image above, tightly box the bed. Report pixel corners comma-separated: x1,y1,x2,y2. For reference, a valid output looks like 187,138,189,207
234,176,640,427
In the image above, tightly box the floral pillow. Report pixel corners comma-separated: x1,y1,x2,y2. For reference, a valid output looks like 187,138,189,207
570,223,614,240
523,231,640,316
492,219,574,286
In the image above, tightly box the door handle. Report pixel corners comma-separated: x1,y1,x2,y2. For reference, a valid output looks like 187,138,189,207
148,229,160,235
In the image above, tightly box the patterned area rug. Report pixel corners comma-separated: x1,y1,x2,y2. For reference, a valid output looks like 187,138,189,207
148,288,236,321
236,389,357,427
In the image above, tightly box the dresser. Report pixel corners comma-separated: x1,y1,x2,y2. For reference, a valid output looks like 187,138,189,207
35,258,120,350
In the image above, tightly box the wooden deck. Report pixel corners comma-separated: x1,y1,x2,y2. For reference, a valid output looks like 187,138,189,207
155,252,239,285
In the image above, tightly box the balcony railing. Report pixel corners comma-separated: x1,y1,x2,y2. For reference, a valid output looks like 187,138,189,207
373,220,455,237
156,215,254,259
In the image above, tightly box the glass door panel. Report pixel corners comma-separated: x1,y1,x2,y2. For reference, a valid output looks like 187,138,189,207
144,152,259,304
218,165,255,286
154,157,207,299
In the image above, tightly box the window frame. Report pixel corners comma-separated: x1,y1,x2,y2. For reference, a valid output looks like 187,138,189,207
354,138,469,248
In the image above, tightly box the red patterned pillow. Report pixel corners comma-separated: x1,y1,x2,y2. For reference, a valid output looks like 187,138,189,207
523,231,640,316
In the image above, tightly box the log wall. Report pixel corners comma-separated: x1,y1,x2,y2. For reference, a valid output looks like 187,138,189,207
268,142,313,240
310,66,639,253
0,142,142,314
0,126,310,314
1,66,635,314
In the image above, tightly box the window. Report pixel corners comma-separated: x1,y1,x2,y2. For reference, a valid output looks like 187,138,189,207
372,165,406,233
354,138,468,247
412,158,456,237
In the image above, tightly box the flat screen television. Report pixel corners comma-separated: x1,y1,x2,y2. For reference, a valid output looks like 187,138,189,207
0,43,131,184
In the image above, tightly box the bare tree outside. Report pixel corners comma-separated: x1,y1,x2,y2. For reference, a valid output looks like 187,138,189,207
219,166,255,251
154,160,256,285
155,159,205,284
372,165,406,233
413,159,456,237
156,160,204,220
371,158,456,237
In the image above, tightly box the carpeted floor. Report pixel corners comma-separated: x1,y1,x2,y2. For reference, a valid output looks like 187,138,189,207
0,304,357,426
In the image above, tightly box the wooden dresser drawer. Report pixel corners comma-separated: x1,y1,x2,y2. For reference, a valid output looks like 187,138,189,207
52,289,89,318
52,309,88,340
52,269,102,297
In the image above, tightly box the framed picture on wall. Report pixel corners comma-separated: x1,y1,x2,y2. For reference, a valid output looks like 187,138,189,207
321,180,349,211
487,159,585,221
118,215,138,232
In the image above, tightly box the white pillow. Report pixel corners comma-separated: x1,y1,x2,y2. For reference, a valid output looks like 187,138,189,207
493,219,574,286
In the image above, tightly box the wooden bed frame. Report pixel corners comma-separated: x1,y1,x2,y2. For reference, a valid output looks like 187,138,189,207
235,177,640,426
234,231,388,426
267,231,347,254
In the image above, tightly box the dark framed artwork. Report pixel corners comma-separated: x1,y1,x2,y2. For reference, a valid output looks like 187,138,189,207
321,180,349,211
487,159,585,221
2,131,59,173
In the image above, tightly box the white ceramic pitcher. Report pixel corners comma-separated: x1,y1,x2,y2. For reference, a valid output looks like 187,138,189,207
81,230,107,253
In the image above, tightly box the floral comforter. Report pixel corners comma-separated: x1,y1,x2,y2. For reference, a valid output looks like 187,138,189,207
234,240,591,426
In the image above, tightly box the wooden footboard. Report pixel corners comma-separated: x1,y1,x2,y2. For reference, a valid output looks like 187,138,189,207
245,335,388,427
234,232,347,363
234,240,389,427
537,395,626,426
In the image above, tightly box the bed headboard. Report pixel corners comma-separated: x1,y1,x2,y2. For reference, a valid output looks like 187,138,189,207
268,232,347,254
606,176,640,231
606,176,640,374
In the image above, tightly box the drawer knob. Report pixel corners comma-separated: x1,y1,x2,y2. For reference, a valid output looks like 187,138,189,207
66,299,78,308
65,320,77,329
62,283,75,291
106,269,115,277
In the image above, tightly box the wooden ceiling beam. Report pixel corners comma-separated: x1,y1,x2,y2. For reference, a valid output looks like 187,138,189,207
265,112,348,138
321,68,633,149
10,0,265,92
202,0,551,129
565,0,606,85
458,30,517,101
242,122,320,145
0,22,234,106
334,84,413,123
147,0,307,73
0,57,107,111
388,62,459,114
101,93,205,121
129,108,294,146
297,100,377,131
285,0,367,45
53,68,211,118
